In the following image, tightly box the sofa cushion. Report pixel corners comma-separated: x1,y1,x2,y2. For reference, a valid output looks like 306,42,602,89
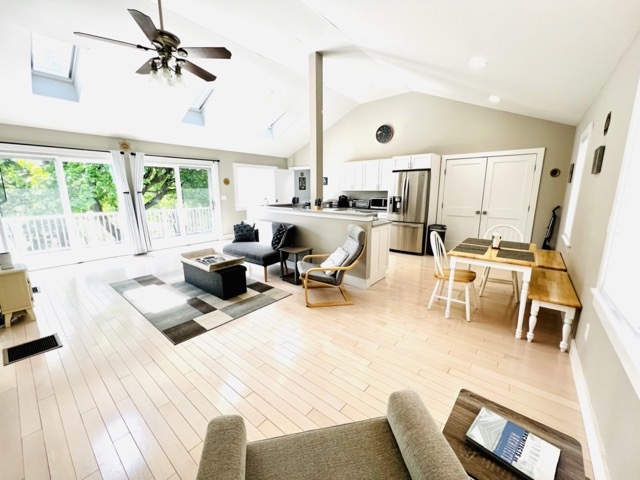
233,222,256,242
246,418,411,480
271,223,287,250
320,247,348,275
223,242,281,267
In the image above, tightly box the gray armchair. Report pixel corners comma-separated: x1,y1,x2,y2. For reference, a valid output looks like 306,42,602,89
196,389,468,480
296,224,366,307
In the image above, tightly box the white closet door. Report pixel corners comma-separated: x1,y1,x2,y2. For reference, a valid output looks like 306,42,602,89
479,154,537,238
439,157,487,249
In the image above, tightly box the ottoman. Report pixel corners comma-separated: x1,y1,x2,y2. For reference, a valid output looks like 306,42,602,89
180,248,247,300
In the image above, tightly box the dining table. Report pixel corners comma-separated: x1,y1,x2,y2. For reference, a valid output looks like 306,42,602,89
444,237,538,338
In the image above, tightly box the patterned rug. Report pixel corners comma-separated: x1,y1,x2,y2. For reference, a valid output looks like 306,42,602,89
110,271,291,345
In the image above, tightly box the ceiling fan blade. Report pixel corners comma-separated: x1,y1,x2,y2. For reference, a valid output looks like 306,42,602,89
182,60,217,82
181,47,232,59
74,32,152,51
128,9,159,44
136,59,154,75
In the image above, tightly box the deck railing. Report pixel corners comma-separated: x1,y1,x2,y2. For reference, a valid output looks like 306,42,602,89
2,207,212,254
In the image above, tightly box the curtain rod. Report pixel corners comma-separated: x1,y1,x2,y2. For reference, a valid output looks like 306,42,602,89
0,140,109,154
0,141,220,163
132,152,220,162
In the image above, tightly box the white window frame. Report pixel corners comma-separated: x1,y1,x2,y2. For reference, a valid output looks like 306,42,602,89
561,122,592,248
592,79,640,398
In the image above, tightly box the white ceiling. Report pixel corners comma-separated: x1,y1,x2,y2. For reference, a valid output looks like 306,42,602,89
2,0,640,158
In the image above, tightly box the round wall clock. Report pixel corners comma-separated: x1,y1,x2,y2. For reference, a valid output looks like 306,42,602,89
376,124,394,143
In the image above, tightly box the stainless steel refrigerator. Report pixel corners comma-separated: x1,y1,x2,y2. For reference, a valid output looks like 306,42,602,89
387,169,430,254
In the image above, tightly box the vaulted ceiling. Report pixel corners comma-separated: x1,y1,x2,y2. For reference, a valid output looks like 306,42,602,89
2,0,640,158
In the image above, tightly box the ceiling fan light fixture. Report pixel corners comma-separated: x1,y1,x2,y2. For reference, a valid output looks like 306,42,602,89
174,64,185,86
149,61,160,82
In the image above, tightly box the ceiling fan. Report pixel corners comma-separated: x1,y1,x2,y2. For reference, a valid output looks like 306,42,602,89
74,0,231,83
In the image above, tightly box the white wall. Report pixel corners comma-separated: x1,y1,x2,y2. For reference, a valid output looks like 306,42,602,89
558,33,640,480
289,92,576,246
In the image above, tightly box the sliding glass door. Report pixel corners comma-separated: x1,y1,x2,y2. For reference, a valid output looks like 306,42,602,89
0,149,129,269
143,157,220,249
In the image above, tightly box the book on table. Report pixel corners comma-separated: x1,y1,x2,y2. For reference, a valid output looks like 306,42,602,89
465,407,561,480
196,255,227,265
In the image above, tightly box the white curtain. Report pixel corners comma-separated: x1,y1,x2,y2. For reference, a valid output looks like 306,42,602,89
130,152,152,252
111,150,147,254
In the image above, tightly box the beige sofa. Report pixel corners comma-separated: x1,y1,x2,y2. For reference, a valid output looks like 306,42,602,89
196,389,467,479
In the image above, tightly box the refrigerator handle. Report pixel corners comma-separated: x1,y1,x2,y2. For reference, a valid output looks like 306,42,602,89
403,177,409,216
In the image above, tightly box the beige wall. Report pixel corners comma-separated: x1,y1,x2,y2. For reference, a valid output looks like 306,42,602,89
558,33,640,479
289,92,576,246
0,123,287,236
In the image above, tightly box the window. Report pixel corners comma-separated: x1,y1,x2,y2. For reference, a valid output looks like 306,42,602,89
30,32,79,101
183,86,214,126
593,80,640,397
31,32,76,80
266,112,298,139
561,122,592,248
233,164,276,211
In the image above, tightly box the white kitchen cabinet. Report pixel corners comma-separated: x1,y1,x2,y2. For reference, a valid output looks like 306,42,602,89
379,159,394,191
341,161,364,190
369,222,391,285
392,153,439,170
342,159,393,191
0,265,36,327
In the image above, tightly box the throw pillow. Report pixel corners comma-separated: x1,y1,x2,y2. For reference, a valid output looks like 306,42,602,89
233,221,255,242
271,224,287,250
320,247,348,276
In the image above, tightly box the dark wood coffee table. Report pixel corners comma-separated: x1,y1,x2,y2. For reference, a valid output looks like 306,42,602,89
443,389,586,480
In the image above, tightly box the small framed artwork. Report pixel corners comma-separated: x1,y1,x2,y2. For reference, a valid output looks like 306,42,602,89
299,176,306,190
592,145,605,174
322,176,328,185
568,163,575,183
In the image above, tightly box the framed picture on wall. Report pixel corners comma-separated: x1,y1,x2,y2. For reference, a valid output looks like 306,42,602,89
299,177,306,190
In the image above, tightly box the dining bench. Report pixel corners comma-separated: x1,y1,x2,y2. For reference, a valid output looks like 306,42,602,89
535,250,567,271
526,267,581,352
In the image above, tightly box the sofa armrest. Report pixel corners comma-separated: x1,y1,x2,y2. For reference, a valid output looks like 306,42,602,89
387,390,468,480
197,415,247,480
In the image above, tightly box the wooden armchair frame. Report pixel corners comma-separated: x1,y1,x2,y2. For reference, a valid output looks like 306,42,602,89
299,238,366,308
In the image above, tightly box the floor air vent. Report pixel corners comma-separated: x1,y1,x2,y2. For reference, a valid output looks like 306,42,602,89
3,334,62,366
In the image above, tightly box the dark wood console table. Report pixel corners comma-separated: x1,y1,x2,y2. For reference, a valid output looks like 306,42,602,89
443,389,586,480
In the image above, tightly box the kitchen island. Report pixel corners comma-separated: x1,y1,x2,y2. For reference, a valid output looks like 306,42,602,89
260,206,390,288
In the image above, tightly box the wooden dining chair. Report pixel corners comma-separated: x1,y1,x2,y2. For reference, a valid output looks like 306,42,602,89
427,231,477,322
478,224,523,302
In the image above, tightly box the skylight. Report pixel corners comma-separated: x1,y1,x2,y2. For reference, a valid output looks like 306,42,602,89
267,112,298,139
182,86,214,126
31,32,76,80
190,85,214,112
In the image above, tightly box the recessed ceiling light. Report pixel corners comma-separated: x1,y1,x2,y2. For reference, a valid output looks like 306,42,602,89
488,95,501,103
469,56,487,70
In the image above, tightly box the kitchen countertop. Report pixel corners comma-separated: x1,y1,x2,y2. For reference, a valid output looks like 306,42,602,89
264,206,379,221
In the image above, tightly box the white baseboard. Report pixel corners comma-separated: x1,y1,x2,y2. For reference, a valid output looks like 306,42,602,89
569,339,609,480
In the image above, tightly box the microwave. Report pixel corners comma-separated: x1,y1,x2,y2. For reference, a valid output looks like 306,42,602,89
370,197,388,210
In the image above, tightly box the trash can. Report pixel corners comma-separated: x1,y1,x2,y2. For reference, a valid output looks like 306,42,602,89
426,224,447,255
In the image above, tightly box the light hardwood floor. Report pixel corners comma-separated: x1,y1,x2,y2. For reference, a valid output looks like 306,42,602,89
0,246,593,479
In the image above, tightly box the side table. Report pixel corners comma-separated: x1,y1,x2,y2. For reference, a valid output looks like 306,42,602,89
280,246,313,285
443,389,586,479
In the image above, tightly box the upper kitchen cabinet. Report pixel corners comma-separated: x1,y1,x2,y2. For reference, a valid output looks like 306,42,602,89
341,161,364,190
341,159,393,191
392,153,440,170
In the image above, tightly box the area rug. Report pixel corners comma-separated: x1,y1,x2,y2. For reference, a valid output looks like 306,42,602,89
110,271,291,345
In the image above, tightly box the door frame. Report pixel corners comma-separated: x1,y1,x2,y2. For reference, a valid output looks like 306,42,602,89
436,147,545,242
